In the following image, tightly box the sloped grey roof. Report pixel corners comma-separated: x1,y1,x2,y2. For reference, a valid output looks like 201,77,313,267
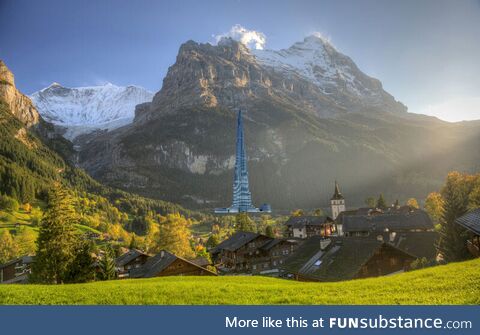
281,236,414,281
130,250,217,278
455,208,480,235
129,250,177,278
342,210,433,233
210,231,260,254
285,216,332,229
259,238,299,251
115,249,148,267
390,231,439,260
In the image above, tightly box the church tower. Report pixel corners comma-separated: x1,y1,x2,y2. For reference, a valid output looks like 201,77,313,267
330,180,346,220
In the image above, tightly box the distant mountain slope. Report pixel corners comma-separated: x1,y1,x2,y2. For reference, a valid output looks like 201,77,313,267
30,83,153,139
0,60,198,235
75,37,480,210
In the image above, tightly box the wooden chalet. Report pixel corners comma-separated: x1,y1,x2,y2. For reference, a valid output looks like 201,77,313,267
338,209,434,238
115,249,150,278
210,231,301,275
455,208,480,257
0,256,34,284
280,236,415,282
285,216,335,239
129,250,217,278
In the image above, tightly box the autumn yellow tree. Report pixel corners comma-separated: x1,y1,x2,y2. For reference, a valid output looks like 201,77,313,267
424,192,444,225
0,230,19,263
291,209,304,217
406,198,420,209
155,213,195,259
15,227,37,256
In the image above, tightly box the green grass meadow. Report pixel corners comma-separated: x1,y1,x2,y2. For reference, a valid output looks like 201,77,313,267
1,258,479,305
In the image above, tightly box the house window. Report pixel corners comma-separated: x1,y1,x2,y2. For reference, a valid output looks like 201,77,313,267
252,265,257,270
390,258,398,266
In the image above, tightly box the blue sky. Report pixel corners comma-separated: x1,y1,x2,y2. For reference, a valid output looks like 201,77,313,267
1,0,479,121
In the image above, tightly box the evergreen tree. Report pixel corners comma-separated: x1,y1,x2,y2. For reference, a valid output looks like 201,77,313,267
206,234,220,249
436,172,472,262
31,184,79,284
98,245,117,281
0,230,18,263
65,240,96,283
376,194,387,209
265,225,275,238
236,213,256,233
129,233,139,250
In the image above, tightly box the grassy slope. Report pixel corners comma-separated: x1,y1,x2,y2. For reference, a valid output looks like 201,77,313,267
1,258,479,305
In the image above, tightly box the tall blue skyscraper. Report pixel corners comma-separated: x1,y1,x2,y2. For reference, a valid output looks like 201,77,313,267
214,110,272,214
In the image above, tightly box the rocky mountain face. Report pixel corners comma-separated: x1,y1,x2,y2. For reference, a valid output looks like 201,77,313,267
31,83,153,139
76,37,480,209
0,60,40,127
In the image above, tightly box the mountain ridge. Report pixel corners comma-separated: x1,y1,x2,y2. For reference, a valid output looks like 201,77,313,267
73,37,480,209
30,82,153,139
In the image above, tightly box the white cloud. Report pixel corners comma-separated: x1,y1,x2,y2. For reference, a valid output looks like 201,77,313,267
214,24,266,50
310,31,333,44
420,96,480,122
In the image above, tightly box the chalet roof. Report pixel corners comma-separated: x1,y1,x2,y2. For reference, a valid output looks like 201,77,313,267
210,231,260,254
390,231,439,260
259,238,299,251
0,255,34,269
130,250,217,278
455,208,480,235
285,216,333,229
115,249,149,267
191,257,210,267
281,236,414,281
336,208,374,221
341,210,433,233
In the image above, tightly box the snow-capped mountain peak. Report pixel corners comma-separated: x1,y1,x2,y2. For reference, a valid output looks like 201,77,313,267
31,82,154,139
252,35,382,97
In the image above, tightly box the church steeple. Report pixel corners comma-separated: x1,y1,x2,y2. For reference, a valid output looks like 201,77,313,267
330,180,346,221
331,180,344,200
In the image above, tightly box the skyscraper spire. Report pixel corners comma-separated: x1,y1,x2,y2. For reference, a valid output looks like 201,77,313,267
215,110,271,214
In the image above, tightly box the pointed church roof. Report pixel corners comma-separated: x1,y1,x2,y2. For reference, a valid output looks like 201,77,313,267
331,180,344,200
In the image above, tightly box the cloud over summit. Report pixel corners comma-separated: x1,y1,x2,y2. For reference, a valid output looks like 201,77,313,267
214,24,266,50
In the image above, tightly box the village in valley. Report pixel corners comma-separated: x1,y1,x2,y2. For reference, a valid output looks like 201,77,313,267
2,110,479,285
0,4,479,303
2,179,479,284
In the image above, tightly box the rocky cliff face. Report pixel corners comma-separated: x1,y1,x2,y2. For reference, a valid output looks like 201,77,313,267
77,38,480,209
136,36,405,124
0,60,40,127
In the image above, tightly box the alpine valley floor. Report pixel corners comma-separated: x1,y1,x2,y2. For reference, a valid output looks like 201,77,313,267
0,258,478,305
